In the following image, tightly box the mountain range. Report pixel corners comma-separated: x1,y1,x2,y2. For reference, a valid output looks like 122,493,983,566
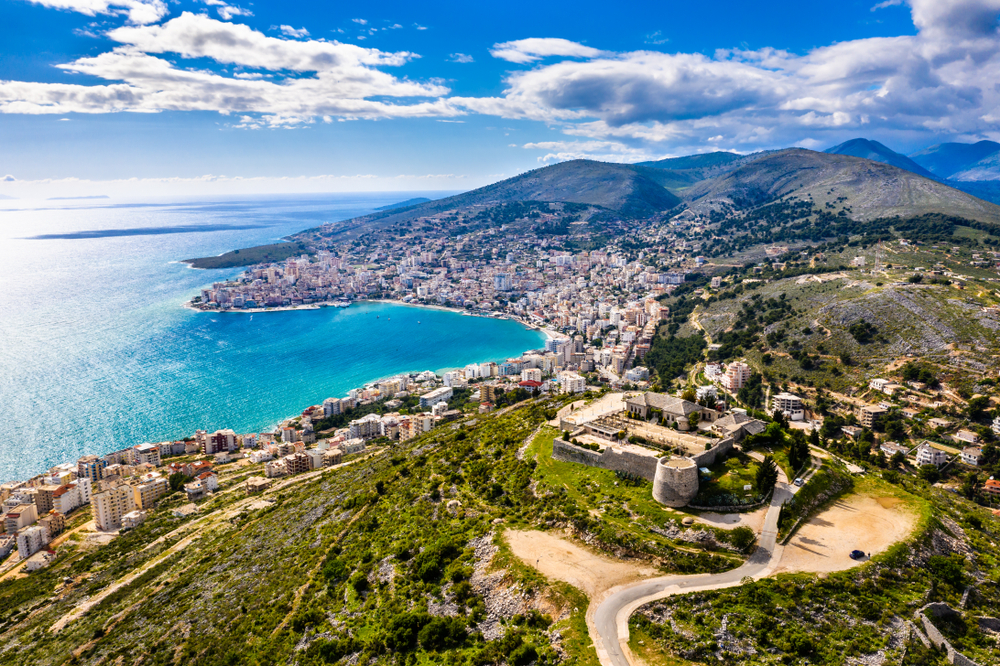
188,137,1000,267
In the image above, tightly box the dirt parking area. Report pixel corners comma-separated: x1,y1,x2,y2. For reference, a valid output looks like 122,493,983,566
505,529,658,599
772,494,918,575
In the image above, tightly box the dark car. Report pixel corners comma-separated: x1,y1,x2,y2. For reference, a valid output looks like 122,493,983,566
849,549,866,560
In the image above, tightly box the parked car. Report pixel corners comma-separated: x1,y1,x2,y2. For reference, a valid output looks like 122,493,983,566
794,478,804,487
849,549,866,560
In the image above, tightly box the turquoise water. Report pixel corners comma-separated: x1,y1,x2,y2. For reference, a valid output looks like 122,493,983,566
0,194,544,483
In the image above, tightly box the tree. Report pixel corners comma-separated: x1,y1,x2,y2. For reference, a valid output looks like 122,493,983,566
688,411,701,429
681,387,697,403
168,472,192,493
968,396,990,421
919,464,940,484
788,430,810,472
890,451,906,469
771,409,789,429
755,455,779,494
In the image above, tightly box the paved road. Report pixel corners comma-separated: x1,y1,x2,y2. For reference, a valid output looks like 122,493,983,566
590,453,819,666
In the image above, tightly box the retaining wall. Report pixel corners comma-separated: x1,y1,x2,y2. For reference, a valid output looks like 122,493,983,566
917,603,982,666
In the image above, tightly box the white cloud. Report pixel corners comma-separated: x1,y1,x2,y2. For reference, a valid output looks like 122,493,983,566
414,24,427,31
352,18,367,25
872,0,903,10
278,25,308,38
455,0,1000,153
449,53,474,63
2,175,15,181
489,38,605,64
24,0,167,24
0,13,458,123
217,5,252,20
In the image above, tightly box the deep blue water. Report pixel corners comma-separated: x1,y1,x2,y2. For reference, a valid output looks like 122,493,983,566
0,194,544,483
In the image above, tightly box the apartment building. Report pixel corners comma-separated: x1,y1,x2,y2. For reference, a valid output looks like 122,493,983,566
132,475,169,510
92,482,137,532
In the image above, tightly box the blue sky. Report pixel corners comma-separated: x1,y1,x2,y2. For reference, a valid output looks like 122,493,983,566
1,0,998,197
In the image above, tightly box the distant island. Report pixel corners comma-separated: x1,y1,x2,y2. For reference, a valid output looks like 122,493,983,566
374,197,432,211
47,195,110,200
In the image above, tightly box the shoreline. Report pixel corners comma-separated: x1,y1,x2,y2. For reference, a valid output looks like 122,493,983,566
182,295,565,341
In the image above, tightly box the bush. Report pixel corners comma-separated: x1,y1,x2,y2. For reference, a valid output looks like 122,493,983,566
728,526,756,551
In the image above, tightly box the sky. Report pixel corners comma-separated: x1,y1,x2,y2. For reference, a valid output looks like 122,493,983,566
2,0,1000,197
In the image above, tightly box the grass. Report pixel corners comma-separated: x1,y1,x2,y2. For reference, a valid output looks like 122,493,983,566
692,453,759,504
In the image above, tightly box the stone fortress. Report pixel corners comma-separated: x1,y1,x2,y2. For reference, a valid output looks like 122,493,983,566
553,391,766,507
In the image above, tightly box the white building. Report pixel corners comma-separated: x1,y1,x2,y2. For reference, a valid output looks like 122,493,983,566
348,413,384,440
16,525,49,560
121,510,147,530
915,443,948,468
960,447,983,467
559,372,586,395
771,392,805,421
323,397,342,417
521,368,543,383
419,386,453,409
91,482,136,532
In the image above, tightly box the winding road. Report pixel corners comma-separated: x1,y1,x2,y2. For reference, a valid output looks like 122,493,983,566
590,457,810,666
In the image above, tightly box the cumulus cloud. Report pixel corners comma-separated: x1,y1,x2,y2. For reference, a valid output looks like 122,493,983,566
351,18,367,25
24,0,167,24
489,38,605,64
278,24,308,38
0,13,456,123
463,0,1000,154
449,53,474,63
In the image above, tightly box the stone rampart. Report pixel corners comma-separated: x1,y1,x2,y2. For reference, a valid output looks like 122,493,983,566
551,440,659,481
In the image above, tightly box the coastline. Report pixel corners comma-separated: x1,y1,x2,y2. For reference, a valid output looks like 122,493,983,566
183,295,565,341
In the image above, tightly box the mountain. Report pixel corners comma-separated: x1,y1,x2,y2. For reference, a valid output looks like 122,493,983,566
824,138,937,180
684,148,1000,223
910,140,1000,179
637,152,743,171
375,197,432,211
949,150,1000,182
339,160,682,233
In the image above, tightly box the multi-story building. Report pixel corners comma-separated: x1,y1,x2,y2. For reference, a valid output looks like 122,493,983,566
133,443,162,466
15,525,49,559
960,447,983,467
722,362,751,391
91,482,137,532
856,404,889,429
285,452,311,475
199,429,237,454
4,503,38,534
35,484,62,515
77,455,107,483
132,475,169,510
915,443,948,468
559,372,586,394
771,392,805,421
521,368,543,383
38,511,65,538
323,397,342,417
419,387,453,409
348,413,384,440
121,510,147,530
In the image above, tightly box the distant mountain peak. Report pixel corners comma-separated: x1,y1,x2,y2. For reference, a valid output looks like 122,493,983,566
910,140,1000,179
825,138,936,180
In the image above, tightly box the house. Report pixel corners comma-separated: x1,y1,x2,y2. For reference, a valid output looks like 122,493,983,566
961,447,983,467
880,442,909,458
929,417,953,430
245,477,272,494
842,425,862,439
984,479,1000,496
121,510,147,530
711,412,767,441
915,442,948,468
953,429,979,445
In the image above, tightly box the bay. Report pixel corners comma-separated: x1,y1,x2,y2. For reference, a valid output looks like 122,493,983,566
0,194,545,483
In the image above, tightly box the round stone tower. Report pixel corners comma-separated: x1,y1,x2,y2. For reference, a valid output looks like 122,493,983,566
652,456,699,507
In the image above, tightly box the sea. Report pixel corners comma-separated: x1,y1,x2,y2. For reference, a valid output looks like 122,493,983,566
0,193,546,483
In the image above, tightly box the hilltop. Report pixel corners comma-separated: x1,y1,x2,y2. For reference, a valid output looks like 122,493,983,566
910,140,1000,179
825,138,937,180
